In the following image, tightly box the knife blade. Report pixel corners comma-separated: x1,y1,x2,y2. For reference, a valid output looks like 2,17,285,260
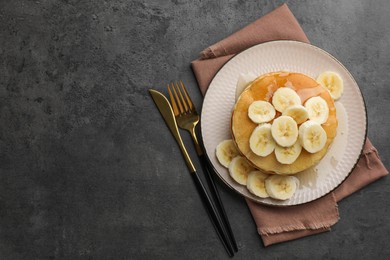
149,89,195,172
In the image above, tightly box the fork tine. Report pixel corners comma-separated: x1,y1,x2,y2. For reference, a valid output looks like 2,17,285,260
175,81,189,113
171,83,184,114
167,84,179,116
179,80,194,111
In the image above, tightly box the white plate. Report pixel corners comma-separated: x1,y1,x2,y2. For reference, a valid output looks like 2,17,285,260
201,40,367,206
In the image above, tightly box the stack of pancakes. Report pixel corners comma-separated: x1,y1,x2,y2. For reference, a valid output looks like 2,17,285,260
231,72,338,175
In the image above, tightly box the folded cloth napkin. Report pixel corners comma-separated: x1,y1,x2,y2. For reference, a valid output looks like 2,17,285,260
191,3,388,246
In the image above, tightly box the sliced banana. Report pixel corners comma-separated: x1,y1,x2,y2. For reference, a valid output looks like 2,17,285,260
282,104,309,124
246,171,269,198
236,72,257,100
249,123,275,156
265,175,299,200
248,101,276,124
216,139,240,168
304,96,329,124
299,120,327,153
316,71,344,100
274,141,302,165
271,87,301,113
271,116,298,147
228,156,255,185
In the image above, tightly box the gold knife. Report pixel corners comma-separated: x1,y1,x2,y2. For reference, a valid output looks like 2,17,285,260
149,89,195,172
149,89,234,257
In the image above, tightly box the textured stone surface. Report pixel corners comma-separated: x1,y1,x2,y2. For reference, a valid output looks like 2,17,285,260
0,0,389,259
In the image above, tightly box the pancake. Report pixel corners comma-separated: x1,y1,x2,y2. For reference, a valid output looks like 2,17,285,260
231,71,338,175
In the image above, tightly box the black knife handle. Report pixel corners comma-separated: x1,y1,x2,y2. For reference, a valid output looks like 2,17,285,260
191,171,234,257
199,154,238,252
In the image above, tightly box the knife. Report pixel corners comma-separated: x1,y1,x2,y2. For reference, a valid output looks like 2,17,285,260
149,89,234,257
149,89,195,172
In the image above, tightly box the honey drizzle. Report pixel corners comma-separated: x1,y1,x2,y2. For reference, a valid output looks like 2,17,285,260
251,74,326,106
249,73,336,127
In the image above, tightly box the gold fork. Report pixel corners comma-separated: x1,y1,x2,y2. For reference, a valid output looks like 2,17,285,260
167,81,202,155
167,81,238,253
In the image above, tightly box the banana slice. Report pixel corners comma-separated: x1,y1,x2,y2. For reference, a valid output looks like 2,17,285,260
271,87,301,113
248,101,276,123
274,141,302,164
282,104,309,124
246,171,269,198
228,156,255,185
249,123,275,156
304,96,329,124
216,139,240,168
271,116,298,147
265,175,299,200
316,71,344,100
299,120,327,153
236,72,257,100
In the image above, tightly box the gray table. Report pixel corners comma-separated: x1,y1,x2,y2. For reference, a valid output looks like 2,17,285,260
1,0,389,259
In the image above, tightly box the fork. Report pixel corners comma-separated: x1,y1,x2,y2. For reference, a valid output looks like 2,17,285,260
168,81,238,253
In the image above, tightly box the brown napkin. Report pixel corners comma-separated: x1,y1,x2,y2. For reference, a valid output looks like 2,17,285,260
191,4,388,246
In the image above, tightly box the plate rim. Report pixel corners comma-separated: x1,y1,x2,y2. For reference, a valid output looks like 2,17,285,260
200,40,367,207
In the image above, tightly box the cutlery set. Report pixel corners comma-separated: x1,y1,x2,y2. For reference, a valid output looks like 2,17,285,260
149,82,237,257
